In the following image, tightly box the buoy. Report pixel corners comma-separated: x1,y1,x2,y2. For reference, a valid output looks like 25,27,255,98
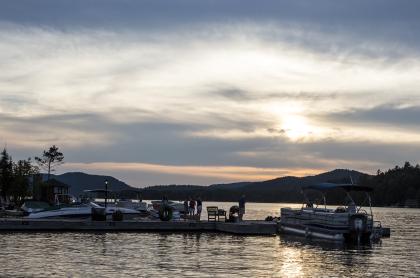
159,205,173,221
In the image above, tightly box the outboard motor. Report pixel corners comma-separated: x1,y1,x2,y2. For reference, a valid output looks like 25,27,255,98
228,205,239,222
349,214,367,244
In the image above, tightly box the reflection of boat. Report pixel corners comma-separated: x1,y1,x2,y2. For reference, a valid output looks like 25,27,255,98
280,234,352,250
279,183,382,244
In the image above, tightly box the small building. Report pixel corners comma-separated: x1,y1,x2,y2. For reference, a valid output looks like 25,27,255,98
33,179,70,205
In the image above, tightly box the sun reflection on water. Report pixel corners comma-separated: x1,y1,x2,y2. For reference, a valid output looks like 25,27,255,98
277,246,305,278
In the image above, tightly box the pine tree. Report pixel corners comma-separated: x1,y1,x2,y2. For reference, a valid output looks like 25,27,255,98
35,145,64,180
0,148,13,200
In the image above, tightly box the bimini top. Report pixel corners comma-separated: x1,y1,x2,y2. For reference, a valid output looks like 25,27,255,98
304,183,373,192
83,189,113,194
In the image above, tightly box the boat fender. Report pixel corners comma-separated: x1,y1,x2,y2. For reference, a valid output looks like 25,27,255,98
159,205,173,221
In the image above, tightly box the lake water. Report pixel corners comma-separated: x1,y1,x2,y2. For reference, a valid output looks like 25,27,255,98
0,202,419,277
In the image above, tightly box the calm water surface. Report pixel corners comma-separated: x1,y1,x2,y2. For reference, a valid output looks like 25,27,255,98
0,202,419,277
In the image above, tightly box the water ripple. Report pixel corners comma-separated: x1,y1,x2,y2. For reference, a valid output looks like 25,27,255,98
0,204,419,277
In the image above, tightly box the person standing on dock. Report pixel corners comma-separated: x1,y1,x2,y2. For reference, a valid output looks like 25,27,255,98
196,197,202,219
189,198,196,216
239,195,246,221
183,198,189,218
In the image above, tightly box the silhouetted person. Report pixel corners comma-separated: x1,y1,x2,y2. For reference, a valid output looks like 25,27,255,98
348,200,357,214
196,197,202,219
239,195,246,221
162,195,168,208
183,198,189,216
189,198,196,216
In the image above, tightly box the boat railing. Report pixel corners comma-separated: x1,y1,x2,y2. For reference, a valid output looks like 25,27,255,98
304,209,374,227
282,207,374,228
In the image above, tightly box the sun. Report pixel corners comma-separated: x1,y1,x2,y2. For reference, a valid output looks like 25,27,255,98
281,114,312,140
266,102,316,141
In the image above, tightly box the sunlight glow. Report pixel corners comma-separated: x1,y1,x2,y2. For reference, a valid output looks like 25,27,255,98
281,114,313,140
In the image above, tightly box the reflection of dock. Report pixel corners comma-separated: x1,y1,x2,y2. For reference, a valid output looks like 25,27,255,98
0,218,277,235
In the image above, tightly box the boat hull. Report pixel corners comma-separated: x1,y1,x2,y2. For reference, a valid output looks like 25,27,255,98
26,204,142,219
279,207,373,244
279,223,345,241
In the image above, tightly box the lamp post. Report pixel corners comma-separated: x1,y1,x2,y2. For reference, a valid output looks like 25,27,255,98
104,179,108,208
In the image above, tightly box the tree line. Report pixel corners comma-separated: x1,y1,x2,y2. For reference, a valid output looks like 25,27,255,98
1,145,419,208
137,163,420,207
360,161,420,206
0,145,64,206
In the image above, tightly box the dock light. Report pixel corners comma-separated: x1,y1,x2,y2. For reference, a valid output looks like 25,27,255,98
105,179,108,208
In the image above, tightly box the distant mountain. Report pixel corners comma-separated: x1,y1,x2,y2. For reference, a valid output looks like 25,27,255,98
242,169,364,192
43,169,367,202
45,172,136,196
37,164,420,207
209,182,253,190
140,169,368,202
211,168,366,202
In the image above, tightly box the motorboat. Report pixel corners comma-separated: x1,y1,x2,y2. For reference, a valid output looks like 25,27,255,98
23,192,143,219
148,200,184,220
25,203,93,219
82,189,148,213
21,200,54,214
151,200,185,212
25,202,142,219
279,183,382,244
116,199,148,212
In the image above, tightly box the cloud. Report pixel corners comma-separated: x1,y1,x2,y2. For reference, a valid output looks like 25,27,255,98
317,105,420,128
2,0,420,59
2,107,420,186
1,1,420,185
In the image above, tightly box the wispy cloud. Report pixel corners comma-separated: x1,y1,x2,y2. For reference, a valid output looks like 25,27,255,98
1,1,420,185
318,104,420,128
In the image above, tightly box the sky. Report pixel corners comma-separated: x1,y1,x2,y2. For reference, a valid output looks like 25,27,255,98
1,0,420,187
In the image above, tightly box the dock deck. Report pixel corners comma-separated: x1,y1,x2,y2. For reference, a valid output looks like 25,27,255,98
0,218,277,235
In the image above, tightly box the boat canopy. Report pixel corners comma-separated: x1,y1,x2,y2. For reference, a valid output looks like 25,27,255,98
304,183,373,192
83,189,113,194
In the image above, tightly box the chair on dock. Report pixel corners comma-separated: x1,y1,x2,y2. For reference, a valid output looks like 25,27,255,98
217,209,226,222
207,206,218,221
207,206,226,222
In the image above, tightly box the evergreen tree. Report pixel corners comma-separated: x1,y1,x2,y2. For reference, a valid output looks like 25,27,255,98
35,145,64,180
11,158,38,204
0,148,14,200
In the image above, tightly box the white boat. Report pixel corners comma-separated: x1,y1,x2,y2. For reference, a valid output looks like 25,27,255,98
148,200,184,221
21,201,53,214
116,199,148,212
25,202,142,219
25,203,93,219
279,183,382,244
151,200,185,212
82,189,148,213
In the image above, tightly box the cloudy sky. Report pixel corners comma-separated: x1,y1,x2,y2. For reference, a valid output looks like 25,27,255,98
1,0,420,187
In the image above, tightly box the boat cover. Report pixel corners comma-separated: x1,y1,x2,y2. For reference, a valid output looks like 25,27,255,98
304,183,373,192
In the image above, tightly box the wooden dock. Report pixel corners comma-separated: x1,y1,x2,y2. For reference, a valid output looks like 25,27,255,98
0,218,277,235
